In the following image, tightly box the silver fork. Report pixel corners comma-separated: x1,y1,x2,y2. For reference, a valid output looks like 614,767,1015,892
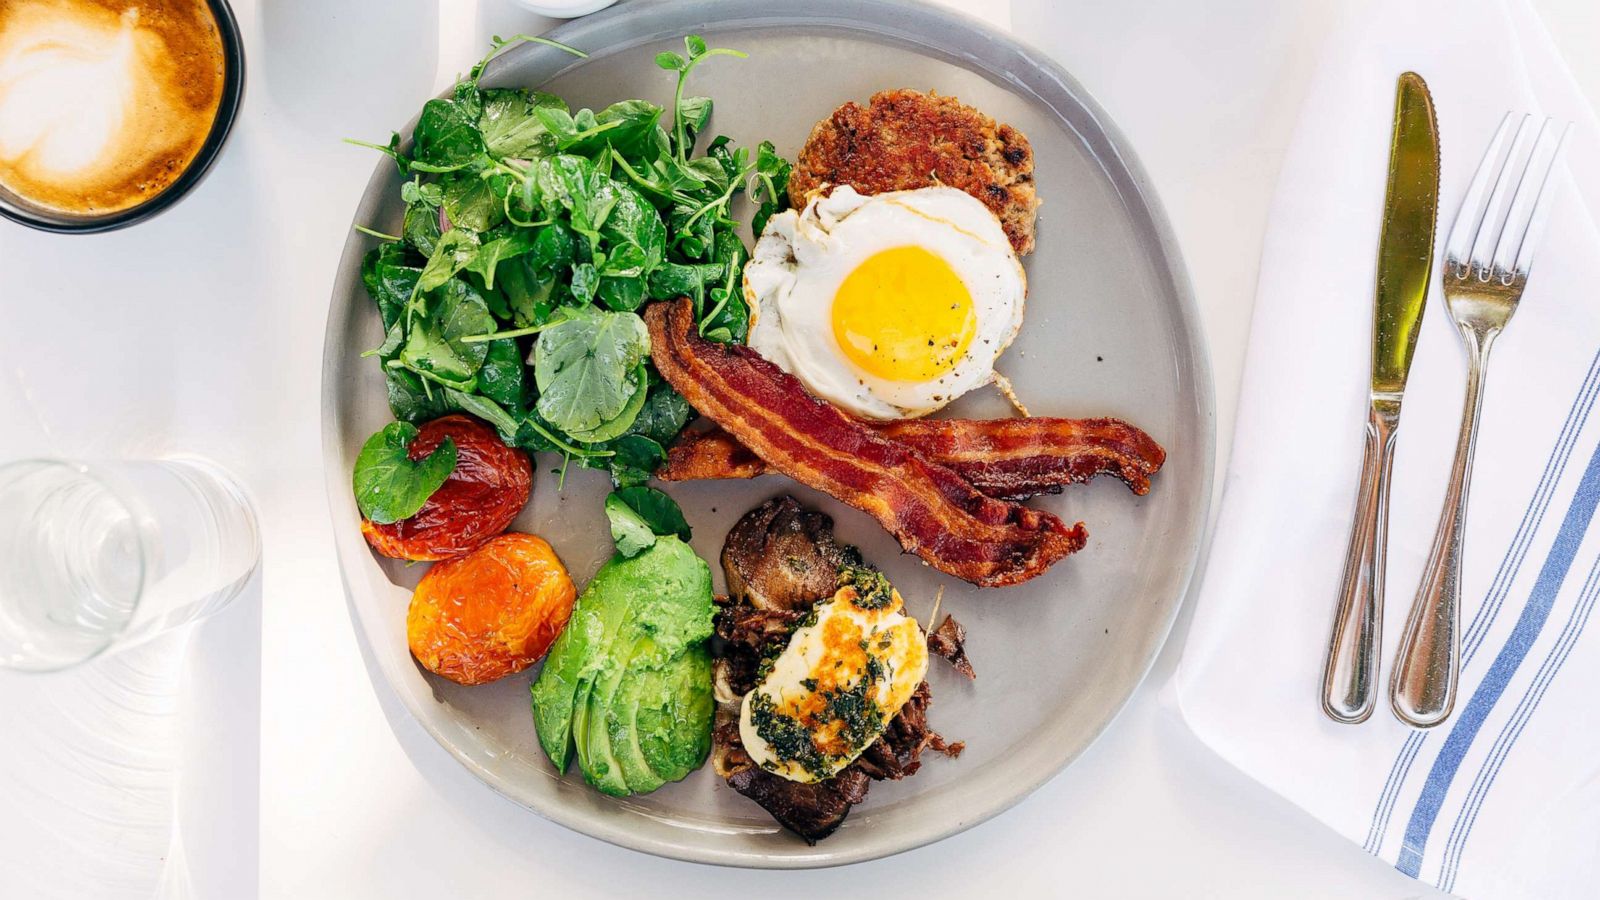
1390,114,1571,728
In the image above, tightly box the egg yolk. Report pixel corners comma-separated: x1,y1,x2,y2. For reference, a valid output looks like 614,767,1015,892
831,246,976,382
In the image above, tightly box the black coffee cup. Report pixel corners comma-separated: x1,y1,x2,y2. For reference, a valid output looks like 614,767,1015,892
0,0,245,234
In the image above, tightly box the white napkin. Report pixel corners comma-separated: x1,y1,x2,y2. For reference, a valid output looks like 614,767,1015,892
1173,0,1600,897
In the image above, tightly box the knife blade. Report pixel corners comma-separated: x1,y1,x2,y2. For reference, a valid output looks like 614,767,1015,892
1322,72,1440,724
1372,71,1441,402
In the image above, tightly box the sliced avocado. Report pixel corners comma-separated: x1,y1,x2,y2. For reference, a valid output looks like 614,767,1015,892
625,537,715,654
530,607,590,770
579,634,653,797
532,559,636,770
600,636,667,796
530,535,717,793
637,646,713,783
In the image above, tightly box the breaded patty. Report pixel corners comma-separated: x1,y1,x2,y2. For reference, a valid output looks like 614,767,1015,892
788,89,1040,255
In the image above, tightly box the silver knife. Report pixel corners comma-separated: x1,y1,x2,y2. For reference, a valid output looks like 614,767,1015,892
1321,72,1441,724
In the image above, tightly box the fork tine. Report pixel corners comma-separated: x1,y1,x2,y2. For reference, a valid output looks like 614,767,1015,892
1506,121,1572,280
1467,115,1540,275
1490,117,1557,276
1445,113,1516,271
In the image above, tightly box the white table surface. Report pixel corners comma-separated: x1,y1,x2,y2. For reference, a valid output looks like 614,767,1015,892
5,0,1597,897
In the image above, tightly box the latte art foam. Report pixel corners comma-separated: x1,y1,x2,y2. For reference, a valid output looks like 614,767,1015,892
0,0,225,215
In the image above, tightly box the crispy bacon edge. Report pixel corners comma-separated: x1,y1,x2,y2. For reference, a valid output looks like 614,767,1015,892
646,298,1087,587
660,417,1166,500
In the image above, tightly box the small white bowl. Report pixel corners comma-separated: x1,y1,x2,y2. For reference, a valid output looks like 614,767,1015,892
504,0,618,18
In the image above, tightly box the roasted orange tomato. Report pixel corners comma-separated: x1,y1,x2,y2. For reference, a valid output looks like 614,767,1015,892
407,533,577,685
361,415,532,561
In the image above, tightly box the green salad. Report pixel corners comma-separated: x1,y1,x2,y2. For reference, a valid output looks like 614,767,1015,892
352,34,790,490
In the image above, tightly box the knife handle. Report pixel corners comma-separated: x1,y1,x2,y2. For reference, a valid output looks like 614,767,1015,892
1322,403,1400,724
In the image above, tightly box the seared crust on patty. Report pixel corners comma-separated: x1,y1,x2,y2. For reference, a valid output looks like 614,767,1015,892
788,89,1040,255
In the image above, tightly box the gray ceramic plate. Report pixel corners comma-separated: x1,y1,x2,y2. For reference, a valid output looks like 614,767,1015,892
321,0,1213,868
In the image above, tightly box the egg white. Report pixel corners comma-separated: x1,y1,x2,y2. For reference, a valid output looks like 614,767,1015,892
738,581,928,783
743,185,1027,420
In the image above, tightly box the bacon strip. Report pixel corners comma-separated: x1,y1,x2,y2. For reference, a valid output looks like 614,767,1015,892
646,298,1086,587
661,417,1165,500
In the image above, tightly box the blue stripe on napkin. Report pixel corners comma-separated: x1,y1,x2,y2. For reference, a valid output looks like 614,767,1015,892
1395,430,1600,877
1438,554,1600,890
1363,349,1600,857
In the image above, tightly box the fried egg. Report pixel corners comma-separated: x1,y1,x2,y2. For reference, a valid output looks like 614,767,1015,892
738,568,929,783
743,185,1027,420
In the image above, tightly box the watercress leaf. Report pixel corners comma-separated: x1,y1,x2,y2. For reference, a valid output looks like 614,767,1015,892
626,382,693,445
417,229,481,292
441,173,503,233
477,337,525,412
596,276,647,312
385,368,447,423
598,242,648,279
361,243,420,330
528,221,576,275
679,156,728,192
413,97,484,171
452,81,483,120
374,319,406,360
580,99,662,156
704,135,745,184
533,307,649,434
699,230,750,342
654,50,685,71
678,96,713,144
499,222,574,323
513,415,558,454
475,278,512,320
479,88,568,158
565,363,648,442
569,262,599,302
712,225,749,269
440,388,522,444
352,422,457,524
604,491,656,558
499,260,557,327
349,132,410,174
667,203,714,259
645,126,673,167
403,202,442,256
533,154,598,224
464,230,534,288
685,35,708,59
647,261,722,301
401,279,494,387
750,139,793,237
600,182,666,266
614,485,691,541
754,138,790,179
533,106,579,146
607,433,666,488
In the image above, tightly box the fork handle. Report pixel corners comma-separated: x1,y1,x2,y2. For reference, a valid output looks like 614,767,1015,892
1392,332,1494,727
1323,402,1400,724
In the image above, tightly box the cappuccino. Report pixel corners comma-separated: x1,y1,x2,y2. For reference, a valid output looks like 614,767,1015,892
0,0,226,216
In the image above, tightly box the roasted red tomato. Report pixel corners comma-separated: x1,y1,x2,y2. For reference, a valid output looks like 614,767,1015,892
407,533,577,685
361,415,531,561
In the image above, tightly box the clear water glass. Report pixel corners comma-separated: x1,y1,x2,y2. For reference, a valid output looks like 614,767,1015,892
0,457,260,672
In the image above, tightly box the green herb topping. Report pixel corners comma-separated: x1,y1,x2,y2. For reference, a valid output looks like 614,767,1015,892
749,655,889,780
839,565,895,610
